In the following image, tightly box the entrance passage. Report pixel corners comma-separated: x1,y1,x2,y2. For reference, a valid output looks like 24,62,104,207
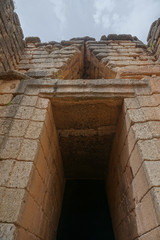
57,180,115,240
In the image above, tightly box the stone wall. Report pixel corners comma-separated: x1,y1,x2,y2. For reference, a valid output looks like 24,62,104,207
147,18,160,60
107,78,160,239
16,38,84,79
85,38,159,80
0,92,65,240
0,0,25,72
16,37,160,81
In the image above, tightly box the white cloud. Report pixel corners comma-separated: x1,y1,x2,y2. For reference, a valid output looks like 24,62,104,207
93,0,115,24
93,0,160,41
49,0,66,28
102,15,110,29
14,0,160,43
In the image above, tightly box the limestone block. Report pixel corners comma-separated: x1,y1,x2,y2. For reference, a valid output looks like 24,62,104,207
119,142,130,173
19,59,30,64
150,77,160,93
17,139,39,161
129,143,143,176
0,118,12,135
117,112,132,155
25,121,44,139
0,136,4,147
151,187,160,223
0,105,18,118
15,106,34,119
30,58,69,64
93,49,116,54
39,215,49,240
32,50,48,55
21,54,33,60
136,94,160,107
0,137,22,159
31,108,47,122
25,37,41,43
118,66,160,78
135,190,159,236
124,97,140,111
9,119,29,137
132,122,153,140
102,56,134,63
144,162,160,189
0,188,26,222
0,94,13,105
127,108,147,123
0,71,29,80
27,167,45,206
20,193,43,236
32,54,48,59
143,106,160,121
147,121,160,138
36,97,50,109
0,223,17,240
7,161,33,188
108,60,153,68
139,227,160,240
17,228,39,240
21,95,38,107
132,163,150,202
26,69,59,78
0,160,15,186
39,125,51,163
132,121,160,140
138,138,160,161
35,145,48,182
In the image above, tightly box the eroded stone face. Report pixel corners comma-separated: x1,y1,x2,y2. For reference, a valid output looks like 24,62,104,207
52,99,122,179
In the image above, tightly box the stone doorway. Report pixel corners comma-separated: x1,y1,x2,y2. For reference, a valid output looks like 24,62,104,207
57,180,115,240
0,76,155,240
51,96,122,239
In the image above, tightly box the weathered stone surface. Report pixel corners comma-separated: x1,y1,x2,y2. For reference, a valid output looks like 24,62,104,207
147,17,160,59
7,161,33,188
9,119,29,137
100,35,107,40
139,227,160,240
0,137,22,159
0,70,30,80
25,37,41,43
17,139,39,161
70,36,95,41
0,188,26,222
0,2,25,70
0,93,13,105
15,101,34,115
0,160,15,186
0,223,17,240
107,34,134,41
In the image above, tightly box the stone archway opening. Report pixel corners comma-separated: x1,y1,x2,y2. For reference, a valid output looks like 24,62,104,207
51,97,123,239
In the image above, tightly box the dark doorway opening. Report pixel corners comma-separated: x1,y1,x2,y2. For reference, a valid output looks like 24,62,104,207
57,180,115,240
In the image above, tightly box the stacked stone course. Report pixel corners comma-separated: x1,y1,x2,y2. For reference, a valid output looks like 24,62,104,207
107,84,160,239
147,18,160,60
16,39,84,79
0,0,25,71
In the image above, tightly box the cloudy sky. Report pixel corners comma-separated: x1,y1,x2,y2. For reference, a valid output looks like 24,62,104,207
14,0,160,43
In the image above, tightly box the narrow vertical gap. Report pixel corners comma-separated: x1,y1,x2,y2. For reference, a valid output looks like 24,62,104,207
82,41,88,79
57,180,115,240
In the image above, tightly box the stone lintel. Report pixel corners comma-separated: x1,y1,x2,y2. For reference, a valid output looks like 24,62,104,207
16,78,150,99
